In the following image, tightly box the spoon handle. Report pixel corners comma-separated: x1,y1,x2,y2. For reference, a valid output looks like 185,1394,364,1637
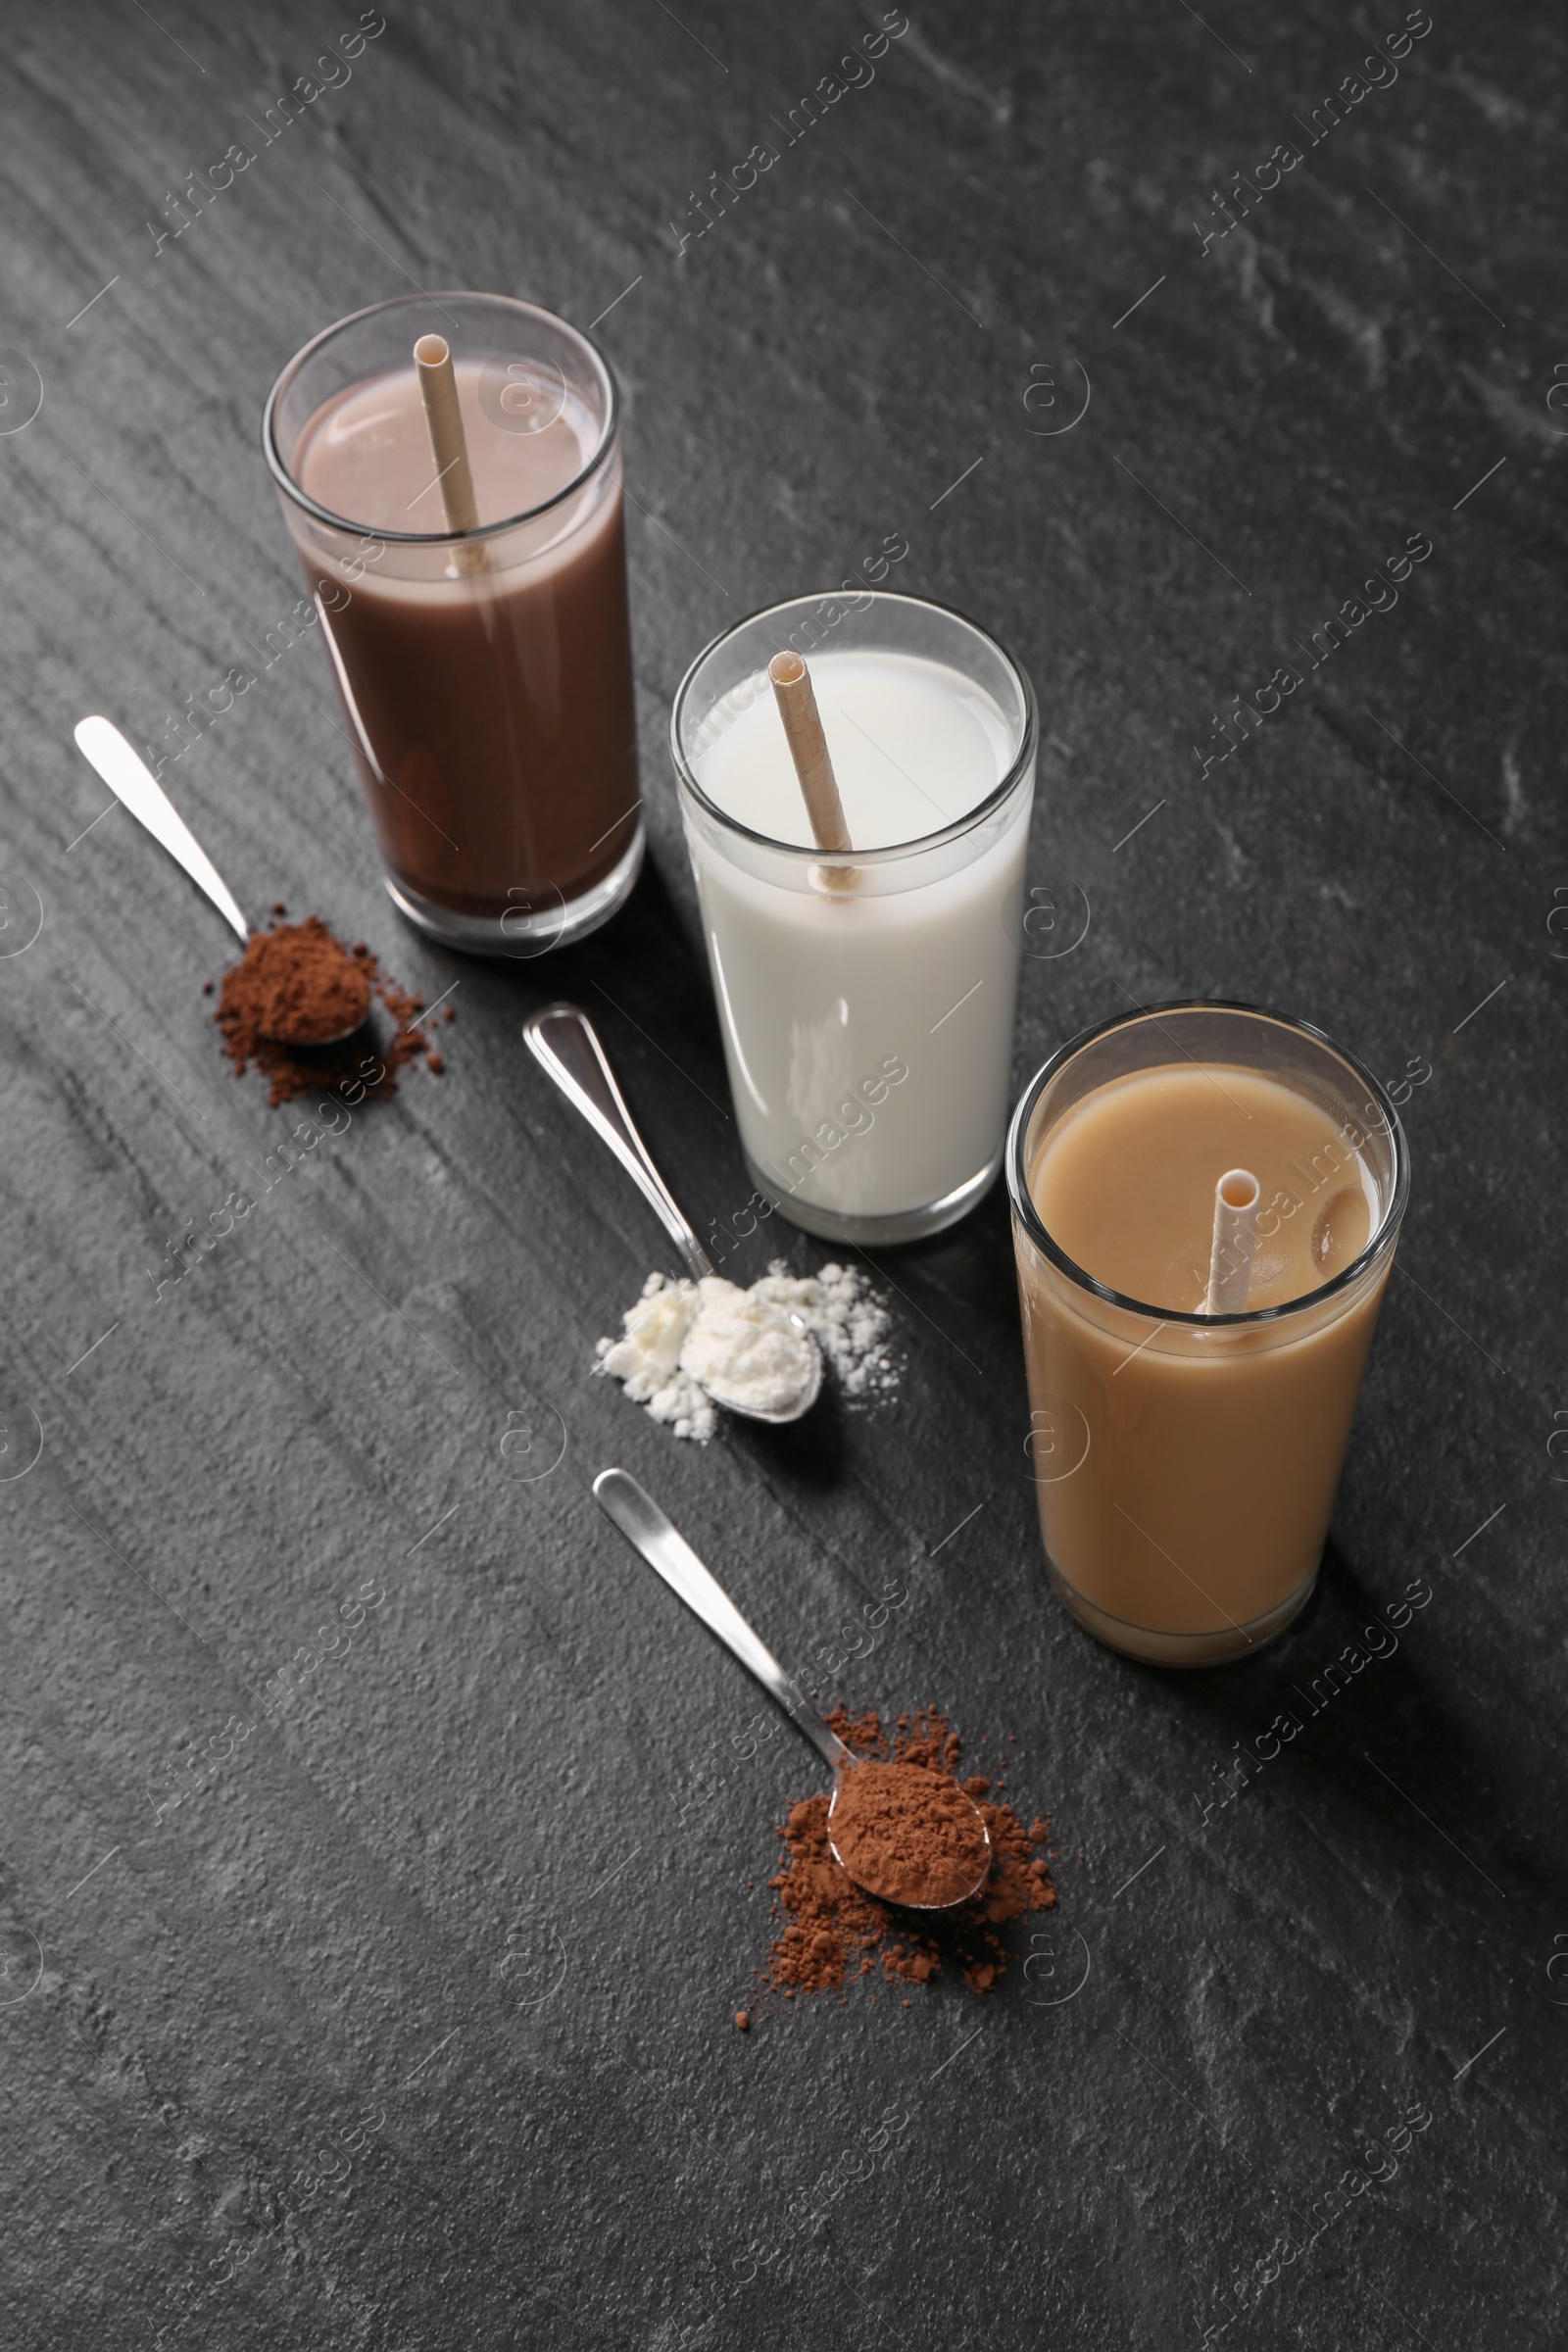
73,716,249,945
523,1004,713,1282
593,1469,852,1777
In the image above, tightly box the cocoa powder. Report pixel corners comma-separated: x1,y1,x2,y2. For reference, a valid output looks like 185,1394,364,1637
829,1760,991,1907
213,911,450,1106
766,1706,1054,1998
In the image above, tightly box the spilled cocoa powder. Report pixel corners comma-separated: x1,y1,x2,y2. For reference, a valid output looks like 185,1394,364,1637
767,1706,1054,1998
211,909,452,1106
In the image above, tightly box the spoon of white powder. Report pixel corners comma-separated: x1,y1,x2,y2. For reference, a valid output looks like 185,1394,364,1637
598,1271,821,1434
522,1003,823,1428
596,1262,898,1442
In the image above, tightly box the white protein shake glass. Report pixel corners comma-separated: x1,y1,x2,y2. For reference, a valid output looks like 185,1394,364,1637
671,591,1037,1244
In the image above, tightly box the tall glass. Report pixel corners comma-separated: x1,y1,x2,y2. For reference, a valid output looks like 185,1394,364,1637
1007,1003,1409,1666
265,292,642,956
671,591,1037,1245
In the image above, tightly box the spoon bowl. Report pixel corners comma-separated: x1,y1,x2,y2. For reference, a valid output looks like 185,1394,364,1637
72,716,367,1047
701,1346,823,1425
593,1467,990,1910
231,922,372,1050
826,1756,991,1910
682,1287,824,1426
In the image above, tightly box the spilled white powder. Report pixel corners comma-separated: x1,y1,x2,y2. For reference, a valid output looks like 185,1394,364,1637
749,1265,899,1400
594,1272,715,1442
594,1260,897,1440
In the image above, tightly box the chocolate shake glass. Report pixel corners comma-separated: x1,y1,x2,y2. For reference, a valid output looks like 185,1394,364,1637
265,293,642,955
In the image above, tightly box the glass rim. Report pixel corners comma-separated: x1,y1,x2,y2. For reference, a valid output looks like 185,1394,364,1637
262,289,620,545
1005,997,1410,1328
668,588,1039,866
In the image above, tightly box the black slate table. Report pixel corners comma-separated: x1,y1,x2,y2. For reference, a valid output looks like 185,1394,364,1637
3,3,1562,2345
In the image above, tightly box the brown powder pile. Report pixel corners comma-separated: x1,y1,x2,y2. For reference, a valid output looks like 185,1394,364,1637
212,909,451,1105
229,913,370,1044
768,1706,1054,1997
830,1760,991,1907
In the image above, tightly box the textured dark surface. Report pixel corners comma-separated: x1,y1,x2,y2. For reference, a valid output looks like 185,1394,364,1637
2,3,1563,2345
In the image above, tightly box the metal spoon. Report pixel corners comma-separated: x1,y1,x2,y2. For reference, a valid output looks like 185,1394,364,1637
71,716,370,1047
523,1002,821,1425
594,1467,990,1908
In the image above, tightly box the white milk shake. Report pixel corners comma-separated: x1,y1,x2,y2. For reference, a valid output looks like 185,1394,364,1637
673,602,1036,1243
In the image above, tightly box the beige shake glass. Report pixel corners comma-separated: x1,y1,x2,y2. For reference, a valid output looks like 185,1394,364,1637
1007,1002,1409,1665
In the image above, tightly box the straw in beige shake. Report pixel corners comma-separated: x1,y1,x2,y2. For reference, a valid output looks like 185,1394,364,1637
1204,1166,1261,1314
767,650,854,890
414,333,485,572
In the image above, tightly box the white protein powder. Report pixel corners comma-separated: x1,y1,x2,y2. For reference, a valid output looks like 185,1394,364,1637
593,1273,714,1442
594,1260,897,1440
679,1278,816,1415
750,1263,899,1400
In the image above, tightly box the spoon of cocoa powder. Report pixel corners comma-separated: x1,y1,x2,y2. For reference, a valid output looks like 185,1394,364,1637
594,1468,992,1910
73,718,370,1046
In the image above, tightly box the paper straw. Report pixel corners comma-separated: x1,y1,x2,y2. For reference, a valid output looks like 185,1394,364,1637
767,652,855,890
1204,1167,1260,1314
414,333,485,573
